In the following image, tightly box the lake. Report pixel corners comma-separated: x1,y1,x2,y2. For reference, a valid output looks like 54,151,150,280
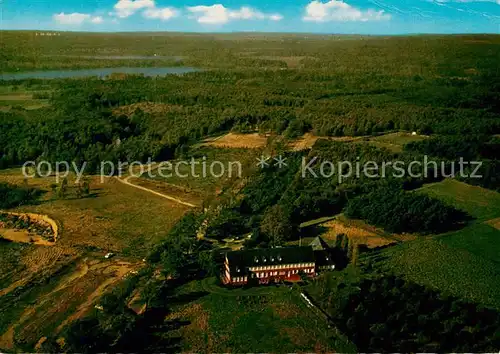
0,67,200,80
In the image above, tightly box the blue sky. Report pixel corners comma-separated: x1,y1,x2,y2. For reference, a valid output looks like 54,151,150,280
2,0,499,34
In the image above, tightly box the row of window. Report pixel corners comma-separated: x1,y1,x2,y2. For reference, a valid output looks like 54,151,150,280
232,276,248,283
248,262,315,272
253,268,315,278
319,265,336,270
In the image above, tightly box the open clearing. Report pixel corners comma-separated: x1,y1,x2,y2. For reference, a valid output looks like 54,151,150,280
121,176,203,207
419,179,500,222
318,216,405,248
164,278,354,353
202,133,269,149
0,86,51,110
295,214,411,249
289,133,362,151
486,217,500,230
367,179,500,309
0,255,140,350
0,170,189,254
360,132,429,153
0,168,194,351
0,229,54,246
148,147,261,198
201,131,424,153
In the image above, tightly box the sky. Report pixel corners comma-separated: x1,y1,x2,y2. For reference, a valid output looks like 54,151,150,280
1,0,499,34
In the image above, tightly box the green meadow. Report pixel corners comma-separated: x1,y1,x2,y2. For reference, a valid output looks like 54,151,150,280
367,179,500,309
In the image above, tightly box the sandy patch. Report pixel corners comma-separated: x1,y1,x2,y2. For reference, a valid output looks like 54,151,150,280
1,229,55,246
0,212,59,241
289,133,361,151
486,218,500,231
34,336,47,351
0,327,14,350
320,219,398,248
203,133,268,149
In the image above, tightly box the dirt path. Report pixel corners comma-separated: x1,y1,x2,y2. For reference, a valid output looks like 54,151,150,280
115,176,196,208
0,258,138,350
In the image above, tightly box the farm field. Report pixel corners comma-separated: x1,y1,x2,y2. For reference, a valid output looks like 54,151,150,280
367,179,500,309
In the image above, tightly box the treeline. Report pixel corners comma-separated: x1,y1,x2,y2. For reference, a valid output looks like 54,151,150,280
1,50,500,171
345,184,469,234
0,182,41,209
312,274,500,352
405,135,500,191
202,140,469,246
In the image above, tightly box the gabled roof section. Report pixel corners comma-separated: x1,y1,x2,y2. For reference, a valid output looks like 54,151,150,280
309,236,330,251
226,246,315,276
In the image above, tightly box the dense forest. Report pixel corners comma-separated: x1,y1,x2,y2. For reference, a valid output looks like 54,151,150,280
310,272,500,353
1,35,500,172
199,139,471,247
404,135,500,191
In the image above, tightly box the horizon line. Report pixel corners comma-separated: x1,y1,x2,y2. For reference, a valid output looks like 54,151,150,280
1,29,499,36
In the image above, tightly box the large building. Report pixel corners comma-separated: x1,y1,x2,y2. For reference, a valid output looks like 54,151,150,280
222,237,336,286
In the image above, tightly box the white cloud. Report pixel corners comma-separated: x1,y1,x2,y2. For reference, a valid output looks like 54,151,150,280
53,13,107,25
303,0,391,22
269,14,284,21
53,12,91,25
113,0,155,18
187,4,284,24
143,7,178,20
90,16,104,24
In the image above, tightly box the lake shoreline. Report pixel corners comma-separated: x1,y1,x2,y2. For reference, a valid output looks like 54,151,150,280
0,66,201,80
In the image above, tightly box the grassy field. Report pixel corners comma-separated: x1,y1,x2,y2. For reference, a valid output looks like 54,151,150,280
0,169,190,254
419,179,500,222
164,278,355,353
366,179,500,309
146,147,262,198
0,84,51,110
294,214,412,249
0,168,194,350
366,132,429,153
